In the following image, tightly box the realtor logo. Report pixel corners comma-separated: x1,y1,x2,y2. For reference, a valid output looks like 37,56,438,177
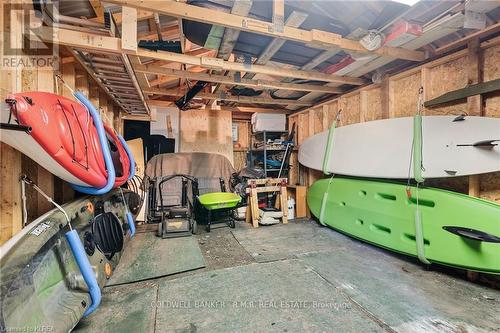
1,2,58,69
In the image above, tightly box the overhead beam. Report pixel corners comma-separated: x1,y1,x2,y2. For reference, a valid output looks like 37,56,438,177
272,0,285,33
424,78,500,108
137,24,179,41
135,64,343,93
144,88,313,106
218,106,291,114
435,22,500,54
105,0,426,62
218,0,253,60
147,100,291,113
243,11,308,80
34,26,365,85
89,5,152,25
121,7,137,52
136,50,364,85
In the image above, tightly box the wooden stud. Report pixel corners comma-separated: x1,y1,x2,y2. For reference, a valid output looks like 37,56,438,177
0,144,22,245
121,7,138,52
272,0,285,33
218,0,253,60
466,39,484,198
380,75,390,119
280,183,288,224
287,185,307,218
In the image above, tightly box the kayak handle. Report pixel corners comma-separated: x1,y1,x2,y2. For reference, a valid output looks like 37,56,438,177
443,226,500,243
65,229,101,316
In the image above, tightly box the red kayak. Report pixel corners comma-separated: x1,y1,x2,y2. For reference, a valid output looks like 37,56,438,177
1,92,130,189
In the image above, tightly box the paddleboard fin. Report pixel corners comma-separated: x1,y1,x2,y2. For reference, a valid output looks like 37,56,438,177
456,139,499,148
453,115,466,122
443,226,500,243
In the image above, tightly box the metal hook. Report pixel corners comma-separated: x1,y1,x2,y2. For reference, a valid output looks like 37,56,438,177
55,74,75,94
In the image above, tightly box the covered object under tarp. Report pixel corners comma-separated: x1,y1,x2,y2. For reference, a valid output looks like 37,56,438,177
145,152,236,194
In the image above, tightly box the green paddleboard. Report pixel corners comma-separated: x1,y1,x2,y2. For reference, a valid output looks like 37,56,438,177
307,177,500,274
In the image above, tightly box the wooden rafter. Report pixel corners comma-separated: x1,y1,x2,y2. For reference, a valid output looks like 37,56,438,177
34,26,366,85
146,101,291,114
147,48,216,67
105,0,426,62
435,22,500,54
218,0,253,60
137,24,179,41
144,88,314,106
244,11,308,80
135,64,343,93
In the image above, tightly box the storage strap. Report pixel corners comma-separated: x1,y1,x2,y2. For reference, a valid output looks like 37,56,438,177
322,121,336,175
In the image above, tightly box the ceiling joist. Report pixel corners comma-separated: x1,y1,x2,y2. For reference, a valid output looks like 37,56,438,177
34,26,366,85
144,88,314,106
105,0,426,62
135,64,343,94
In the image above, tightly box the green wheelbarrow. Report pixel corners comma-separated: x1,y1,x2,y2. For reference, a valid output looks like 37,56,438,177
198,192,242,232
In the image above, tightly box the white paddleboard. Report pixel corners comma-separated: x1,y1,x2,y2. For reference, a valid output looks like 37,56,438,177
298,116,500,179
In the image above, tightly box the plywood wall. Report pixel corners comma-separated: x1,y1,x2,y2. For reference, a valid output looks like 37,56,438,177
289,36,500,204
179,109,234,165
233,120,250,171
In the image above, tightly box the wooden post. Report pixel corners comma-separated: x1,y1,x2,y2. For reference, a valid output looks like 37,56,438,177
35,66,56,215
359,90,368,123
467,39,483,198
280,180,288,224
383,76,392,119
249,187,259,228
121,6,138,52
272,0,285,33
113,103,123,134
0,144,22,244
465,38,483,281
0,3,26,242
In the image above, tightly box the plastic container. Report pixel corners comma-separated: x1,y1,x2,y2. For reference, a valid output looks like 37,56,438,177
287,197,295,220
198,192,241,210
251,113,286,132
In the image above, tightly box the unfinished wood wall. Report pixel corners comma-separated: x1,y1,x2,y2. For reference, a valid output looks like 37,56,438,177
0,51,123,245
288,36,500,204
233,120,250,171
179,109,234,165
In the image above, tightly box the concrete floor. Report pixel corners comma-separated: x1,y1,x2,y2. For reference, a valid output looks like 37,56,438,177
74,219,500,333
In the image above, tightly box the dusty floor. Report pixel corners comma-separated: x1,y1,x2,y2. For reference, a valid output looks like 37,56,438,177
74,219,500,333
